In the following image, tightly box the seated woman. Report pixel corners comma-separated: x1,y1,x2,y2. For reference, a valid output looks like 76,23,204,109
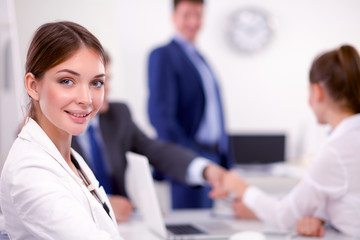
0,21,123,239
211,44,360,238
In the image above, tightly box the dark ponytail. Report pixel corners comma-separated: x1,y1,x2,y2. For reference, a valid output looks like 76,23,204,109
310,45,360,113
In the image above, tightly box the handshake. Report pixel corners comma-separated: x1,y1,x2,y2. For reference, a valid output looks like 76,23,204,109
203,165,256,219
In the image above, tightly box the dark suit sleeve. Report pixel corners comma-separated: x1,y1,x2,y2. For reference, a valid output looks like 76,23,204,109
122,104,197,184
147,48,200,152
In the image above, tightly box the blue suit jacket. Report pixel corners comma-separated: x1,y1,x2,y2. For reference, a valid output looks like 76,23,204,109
148,40,232,208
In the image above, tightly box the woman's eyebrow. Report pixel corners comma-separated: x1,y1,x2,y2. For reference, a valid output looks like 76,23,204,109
94,73,106,78
57,69,80,76
57,69,105,78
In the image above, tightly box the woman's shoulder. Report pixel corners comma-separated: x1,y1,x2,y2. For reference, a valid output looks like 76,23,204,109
0,137,66,202
5,136,46,165
306,138,352,195
2,135,65,183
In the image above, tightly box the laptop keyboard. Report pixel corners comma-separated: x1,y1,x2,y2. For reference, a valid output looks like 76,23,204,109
166,224,205,235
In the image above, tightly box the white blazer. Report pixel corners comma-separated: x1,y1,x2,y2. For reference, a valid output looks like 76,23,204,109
0,118,123,240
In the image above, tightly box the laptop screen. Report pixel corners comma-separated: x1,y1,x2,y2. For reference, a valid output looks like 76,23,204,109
230,134,286,165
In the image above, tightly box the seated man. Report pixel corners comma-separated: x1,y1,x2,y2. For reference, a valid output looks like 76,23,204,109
72,53,226,222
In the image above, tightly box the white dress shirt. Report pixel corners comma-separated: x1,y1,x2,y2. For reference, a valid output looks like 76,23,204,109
243,114,360,238
0,118,123,240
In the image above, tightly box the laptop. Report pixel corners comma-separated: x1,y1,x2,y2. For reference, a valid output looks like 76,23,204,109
125,152,239,239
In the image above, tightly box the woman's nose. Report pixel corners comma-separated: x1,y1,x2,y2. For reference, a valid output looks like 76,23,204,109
77,85,92,105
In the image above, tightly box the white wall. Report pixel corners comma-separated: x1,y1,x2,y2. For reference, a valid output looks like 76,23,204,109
115,0,360,162
13,0,122,104
8,0,360,164
0,0,23,171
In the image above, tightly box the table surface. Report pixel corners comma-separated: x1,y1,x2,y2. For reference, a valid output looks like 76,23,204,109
119,166,352,240
117,209,351,240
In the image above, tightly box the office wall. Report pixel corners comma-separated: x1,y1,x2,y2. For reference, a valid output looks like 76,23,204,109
0,0,23,171
8,0,360,164
13,0,121,98
115,0,360,161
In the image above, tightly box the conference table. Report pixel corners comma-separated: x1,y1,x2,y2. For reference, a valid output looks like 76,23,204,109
118,164,351,240
117,209,350,240
0,210,350,240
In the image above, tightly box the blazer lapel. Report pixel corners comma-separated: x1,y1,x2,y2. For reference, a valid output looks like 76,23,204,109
171,40,203,84
19,118,82,184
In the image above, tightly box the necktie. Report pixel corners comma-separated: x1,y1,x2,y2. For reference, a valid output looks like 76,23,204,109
87,124,113,194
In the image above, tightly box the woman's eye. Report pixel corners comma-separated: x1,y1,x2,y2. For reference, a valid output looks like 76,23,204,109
92,80,104,88
59,79,74,85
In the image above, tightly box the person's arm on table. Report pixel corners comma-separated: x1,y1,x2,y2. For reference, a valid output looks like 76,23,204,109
108,195,133,223
232,198,258,219
296,217,325,237
209,170,329,232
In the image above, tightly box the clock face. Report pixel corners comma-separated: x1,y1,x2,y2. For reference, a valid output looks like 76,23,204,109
227,8,273,54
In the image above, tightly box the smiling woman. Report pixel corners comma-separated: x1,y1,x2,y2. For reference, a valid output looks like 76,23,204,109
26,47,105,136
0,21,123,240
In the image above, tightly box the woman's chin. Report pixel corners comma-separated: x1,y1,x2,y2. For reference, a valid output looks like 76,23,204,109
70,127,88,136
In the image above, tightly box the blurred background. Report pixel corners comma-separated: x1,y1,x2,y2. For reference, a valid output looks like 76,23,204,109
1,0,360,172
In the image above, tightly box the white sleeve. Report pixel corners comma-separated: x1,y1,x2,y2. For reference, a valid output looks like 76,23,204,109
243,146,346,231
307,146,347,197
185,157,212,185
10,159,122,240
243,177,327,230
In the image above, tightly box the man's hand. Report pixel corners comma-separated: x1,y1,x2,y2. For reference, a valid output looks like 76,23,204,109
203,164,228,198
296,217,325,237
108,195,133,223
232,198,257,219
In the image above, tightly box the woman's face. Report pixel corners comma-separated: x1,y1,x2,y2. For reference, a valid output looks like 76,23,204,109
35,47,105,136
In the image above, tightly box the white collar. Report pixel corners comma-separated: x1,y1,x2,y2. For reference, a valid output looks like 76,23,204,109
328,113,360,141
19,118,65,164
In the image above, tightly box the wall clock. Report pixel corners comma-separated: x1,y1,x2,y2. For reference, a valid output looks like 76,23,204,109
226,7,274,54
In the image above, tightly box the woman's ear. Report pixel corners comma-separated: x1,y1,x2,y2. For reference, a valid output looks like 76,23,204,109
313,83,325,102
25,73,40,101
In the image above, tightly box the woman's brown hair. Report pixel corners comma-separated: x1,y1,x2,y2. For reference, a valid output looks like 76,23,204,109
310,45,360,113
25,21,106,119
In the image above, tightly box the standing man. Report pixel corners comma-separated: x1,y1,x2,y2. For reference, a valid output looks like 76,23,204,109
148,0,231,209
